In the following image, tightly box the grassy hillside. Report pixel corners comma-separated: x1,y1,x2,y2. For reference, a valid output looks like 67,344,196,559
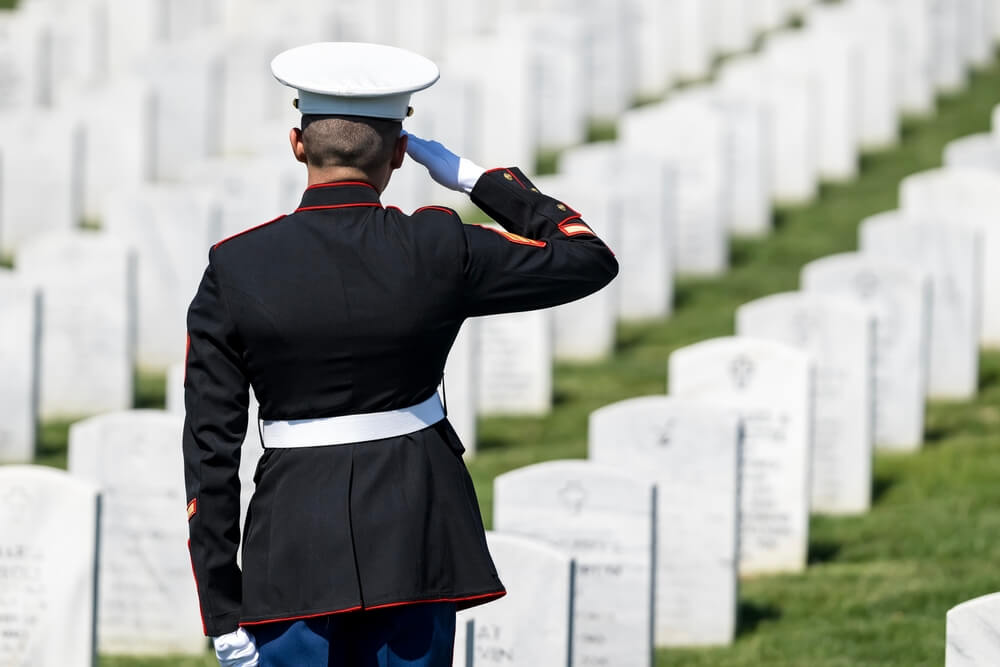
32,48,1000,667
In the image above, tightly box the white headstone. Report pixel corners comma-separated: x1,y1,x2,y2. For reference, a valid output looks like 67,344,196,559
807,2,901,150
0,465,99,667
860,211,982,399
0,270,39,463
17,230,135,419
0,110,84,255
718,56,819,204
80,77,155,221
104,184,221,369
589,397,740,646
672,85,772,236
669,337,813,575
900,167,1000,347
440,36,536,172
930,0,968,94
532,175,619,362
476,309,552,416
943,134,1000,171
444,319,477,457
667,0,715,82
946,592,1000,666
494,461,654,667
864,0,936,116
39,0,111,106
559,142,675,320
960,0,994,67
801,253,931,450
141,39,224,182
634,0,677,97
497,13,589,150
68,410,204,655
764,30,861,182
456,532,574,667
0,9,53,112
715,0,754,55
620,99,729,276
737,292,875,515
182,157,302,239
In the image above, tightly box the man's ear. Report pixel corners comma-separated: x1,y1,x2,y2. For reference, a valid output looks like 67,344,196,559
390,132,408,170
289,127,307,164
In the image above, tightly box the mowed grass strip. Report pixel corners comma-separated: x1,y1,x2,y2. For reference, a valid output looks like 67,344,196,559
466,57,1000,666
25,51,1000,666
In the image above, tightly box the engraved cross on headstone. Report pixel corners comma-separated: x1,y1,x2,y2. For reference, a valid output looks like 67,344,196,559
557,480,587,515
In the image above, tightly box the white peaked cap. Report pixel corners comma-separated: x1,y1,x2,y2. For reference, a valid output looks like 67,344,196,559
271,42,440,120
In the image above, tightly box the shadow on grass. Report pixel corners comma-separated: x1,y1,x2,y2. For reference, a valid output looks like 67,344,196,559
872,473,895,505
807,539,842,565
736,600,782,637
979,364,1000,392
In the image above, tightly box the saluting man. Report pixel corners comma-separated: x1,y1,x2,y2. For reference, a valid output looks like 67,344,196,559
183,42,618,666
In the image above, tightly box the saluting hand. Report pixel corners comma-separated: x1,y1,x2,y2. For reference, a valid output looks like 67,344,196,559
403,131,486,194
213,627,260,667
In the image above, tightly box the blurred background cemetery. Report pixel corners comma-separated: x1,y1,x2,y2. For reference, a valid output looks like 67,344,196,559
2,0,1000,664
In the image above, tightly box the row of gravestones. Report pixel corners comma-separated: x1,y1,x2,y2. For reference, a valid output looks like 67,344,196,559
0,0,832,466
451,161,1000,665
0,1,826,662
0,0,834,253
937,115,1000,667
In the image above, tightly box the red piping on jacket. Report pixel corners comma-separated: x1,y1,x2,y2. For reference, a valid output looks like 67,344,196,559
413,206,456,216
305,181,377,191
213,215,287,249
295,203,383,213
187,540,208,635
237,590,506,627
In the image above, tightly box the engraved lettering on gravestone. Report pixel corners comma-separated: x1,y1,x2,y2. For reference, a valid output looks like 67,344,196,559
730,355,755,389
653,418,676,447
557,480,587,515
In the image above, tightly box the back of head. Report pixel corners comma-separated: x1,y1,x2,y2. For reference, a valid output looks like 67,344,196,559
300,115,402,172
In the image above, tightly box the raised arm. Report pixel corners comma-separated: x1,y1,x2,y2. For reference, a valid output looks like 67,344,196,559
405,133,618,317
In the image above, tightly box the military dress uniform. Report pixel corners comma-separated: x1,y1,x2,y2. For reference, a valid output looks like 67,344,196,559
182,166,619,637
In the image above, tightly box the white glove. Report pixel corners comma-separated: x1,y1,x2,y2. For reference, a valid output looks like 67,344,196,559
403,131,486,194
213,627,260,667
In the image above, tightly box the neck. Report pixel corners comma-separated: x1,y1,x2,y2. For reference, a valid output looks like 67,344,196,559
306,164,390,193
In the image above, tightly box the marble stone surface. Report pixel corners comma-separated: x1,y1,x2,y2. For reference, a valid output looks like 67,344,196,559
455,532,574,666
620,98,729,276
494,461,654,667
946,592,1000,666
900,167,1000,348
476,309,552,416
103,184,222,369
860,211,981,399
589,396,740,646
559,142,675,320
943,133,1000,172
737,292,875,515
68,410,204,655
801,252,932,450
0,270,39,464
669,337,813,576
0,465,100,667
17,230,135,419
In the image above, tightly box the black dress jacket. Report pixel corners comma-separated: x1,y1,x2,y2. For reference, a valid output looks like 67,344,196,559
182,167,619,636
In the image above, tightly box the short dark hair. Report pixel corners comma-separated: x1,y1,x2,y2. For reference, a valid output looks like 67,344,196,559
300,115,402,171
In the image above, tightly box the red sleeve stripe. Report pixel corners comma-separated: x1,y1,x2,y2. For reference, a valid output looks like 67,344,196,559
558,214,583,226
187,498,197,520
413,205,457,216
213,215,286,249
475,224,547,247
187,540,208,635
560,223,596,237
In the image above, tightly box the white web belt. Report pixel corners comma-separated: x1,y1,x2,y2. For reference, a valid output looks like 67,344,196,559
260,393,445,448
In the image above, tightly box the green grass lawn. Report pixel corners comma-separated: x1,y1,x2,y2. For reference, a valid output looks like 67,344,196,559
24,49,1000,667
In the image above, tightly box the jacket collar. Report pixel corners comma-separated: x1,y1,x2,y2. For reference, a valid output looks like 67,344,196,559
296,181,383,212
